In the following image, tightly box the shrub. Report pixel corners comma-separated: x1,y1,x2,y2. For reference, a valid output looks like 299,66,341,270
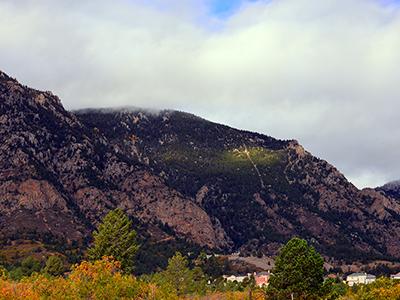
43,256,65,277
0,257,177,300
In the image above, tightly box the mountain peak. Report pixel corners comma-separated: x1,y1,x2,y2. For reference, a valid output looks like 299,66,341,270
0,69,16,80
0,69,9,78
0,69,61,108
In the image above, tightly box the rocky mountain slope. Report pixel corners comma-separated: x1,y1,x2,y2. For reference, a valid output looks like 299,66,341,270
378,180,400,201
1,70,400,267
76,108,400,261
0,70,230,256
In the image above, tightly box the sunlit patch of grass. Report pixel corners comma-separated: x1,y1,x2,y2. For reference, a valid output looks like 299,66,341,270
161,146,283,174
221,147,283,167
159,145,289,195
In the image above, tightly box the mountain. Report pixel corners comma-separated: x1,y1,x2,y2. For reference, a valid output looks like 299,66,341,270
377,180,400,201
76,108,400,261
1,70,400,269
0,70,230,264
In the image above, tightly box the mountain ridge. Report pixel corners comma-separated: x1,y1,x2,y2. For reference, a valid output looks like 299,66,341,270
377,180,400,201
1,70,400,270
76,107,400,261
0,70,231,252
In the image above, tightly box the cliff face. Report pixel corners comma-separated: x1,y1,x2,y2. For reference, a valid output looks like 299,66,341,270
0,70,231,252
1,70,400,263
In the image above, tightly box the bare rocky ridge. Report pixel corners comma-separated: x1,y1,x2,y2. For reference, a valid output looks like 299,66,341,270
1,70,400,265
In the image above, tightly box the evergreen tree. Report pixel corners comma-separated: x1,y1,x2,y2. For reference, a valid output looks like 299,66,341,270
164,252,192,295
161,252,206,295
87,208,139,273
320,278,347,300
196,252,226,280
268,237,324,299
43,256,65,276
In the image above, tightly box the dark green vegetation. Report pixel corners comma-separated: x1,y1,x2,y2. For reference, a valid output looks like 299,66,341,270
5,255,66,281
144,252,207,296
135,233,203,275
8,256,41,280
43,255,65,276
87,209,139,273
267,238,324,299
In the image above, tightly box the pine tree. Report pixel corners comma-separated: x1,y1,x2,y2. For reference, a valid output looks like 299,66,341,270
268,237,324,299
87,208,139,273
43,256,65,276
162,252,206,295
164,252,192,295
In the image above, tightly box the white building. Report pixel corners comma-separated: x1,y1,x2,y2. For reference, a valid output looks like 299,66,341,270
223,275,247,283
346,272,376,286
391,272,400,280
223,273,252,283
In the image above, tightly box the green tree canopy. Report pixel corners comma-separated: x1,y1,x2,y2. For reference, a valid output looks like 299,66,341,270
87,208,139,273
9,256,42,280
150,252,206,296
43,256,65,276
164,252,195,295
199,252,229,280
268,237,324,299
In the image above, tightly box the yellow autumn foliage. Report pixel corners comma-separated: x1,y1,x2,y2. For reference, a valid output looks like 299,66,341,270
341,277,400,300
0,256,177,300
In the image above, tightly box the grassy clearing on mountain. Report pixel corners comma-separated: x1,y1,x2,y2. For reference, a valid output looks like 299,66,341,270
160,146,287,193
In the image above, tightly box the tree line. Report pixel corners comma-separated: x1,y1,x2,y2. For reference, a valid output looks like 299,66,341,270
0,208,399,299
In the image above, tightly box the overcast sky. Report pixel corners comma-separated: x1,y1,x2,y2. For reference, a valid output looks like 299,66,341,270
1,0,399,188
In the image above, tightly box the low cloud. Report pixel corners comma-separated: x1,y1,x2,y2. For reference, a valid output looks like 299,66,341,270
0,0,399,187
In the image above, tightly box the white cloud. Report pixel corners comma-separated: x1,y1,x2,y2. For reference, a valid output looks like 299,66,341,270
0,0,399,188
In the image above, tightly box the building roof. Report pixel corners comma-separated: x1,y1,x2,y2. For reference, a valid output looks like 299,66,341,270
257,271,271,276
347,272,367,277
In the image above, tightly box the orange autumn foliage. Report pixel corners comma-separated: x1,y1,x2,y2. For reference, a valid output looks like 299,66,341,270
0,256,176,300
